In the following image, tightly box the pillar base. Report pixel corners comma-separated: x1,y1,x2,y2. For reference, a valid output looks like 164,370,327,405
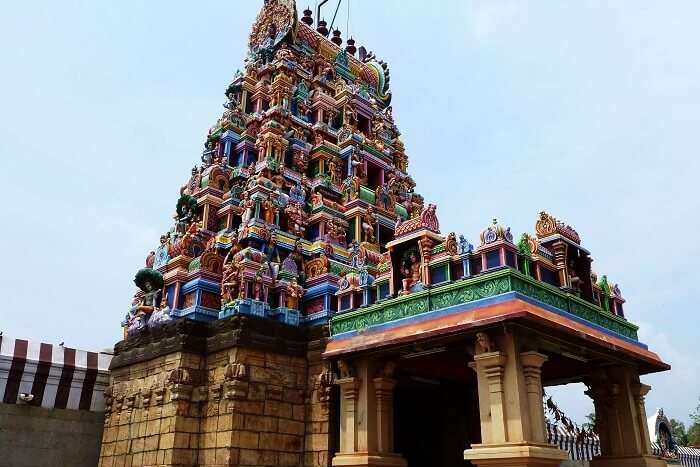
591,455,668,467
332,452,407,467
464,442,568,467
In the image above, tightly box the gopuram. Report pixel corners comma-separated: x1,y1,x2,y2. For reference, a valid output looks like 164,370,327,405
99,2,671,467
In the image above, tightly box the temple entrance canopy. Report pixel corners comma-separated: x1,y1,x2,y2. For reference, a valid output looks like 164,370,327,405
101,1,670,467
326,213,669,467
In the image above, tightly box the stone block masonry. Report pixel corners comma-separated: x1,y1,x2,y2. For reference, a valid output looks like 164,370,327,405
99,315,334,467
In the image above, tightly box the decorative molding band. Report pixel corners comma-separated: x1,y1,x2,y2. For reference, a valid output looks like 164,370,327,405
330,268,639,340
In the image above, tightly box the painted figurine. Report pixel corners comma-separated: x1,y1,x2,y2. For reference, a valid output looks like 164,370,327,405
401,251,422,295
286,280,304,310
362,206,377,243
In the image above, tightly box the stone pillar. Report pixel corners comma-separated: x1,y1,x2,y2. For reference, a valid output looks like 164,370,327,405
373,374,396,454
586,367,666,467
464,332,568,467
633,383,653,456
202,204,211,232
520,352,548,444
419,237,432,286
388,246,397,297
461,254,471,278
337,374,360,455
469,351,508,445
332,359,406,467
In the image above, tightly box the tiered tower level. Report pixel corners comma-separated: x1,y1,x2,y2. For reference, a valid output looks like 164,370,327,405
104,2,670,467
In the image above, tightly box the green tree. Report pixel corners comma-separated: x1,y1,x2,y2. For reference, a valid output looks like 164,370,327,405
688,423,700,448
692,398,700,425
688,398,700,447
670,419,688,446
583,412,596,430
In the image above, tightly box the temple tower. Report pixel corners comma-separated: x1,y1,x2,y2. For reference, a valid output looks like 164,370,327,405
100,2,670,467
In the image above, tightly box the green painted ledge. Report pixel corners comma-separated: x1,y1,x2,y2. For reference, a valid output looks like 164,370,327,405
330,268,639,340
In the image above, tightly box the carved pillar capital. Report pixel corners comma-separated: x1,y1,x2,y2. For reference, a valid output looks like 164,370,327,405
373,377,397,398
337,377,361,403
632,382,654,456
631,382,651,401
520,351,548,370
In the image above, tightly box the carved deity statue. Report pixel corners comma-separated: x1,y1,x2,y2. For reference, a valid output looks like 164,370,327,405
263,197,276,225
568,259,582,293
328,158,341,185
344,105,357,128
148,294,172,329
202,141,216,166
127,314,147,337
375,183,394,211
239,192,255,227
181,166,202,196
253,273,264,301
420,204,440,232
154,235,171,267
362,206,377,243
286,280,304,310
221,259,241,306
175,200,196,235
224,91,241,111
337,360,354,379
140,282,158,312
275,43,295,62
475,332,496,354
293,149,308,173
458,235,474,255
350,152,363,177
445,232,458,256
342,175,361,202
372,118,386,140
401,251,422,294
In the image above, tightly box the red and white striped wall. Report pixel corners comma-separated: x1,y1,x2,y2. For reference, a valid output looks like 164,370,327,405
0,335,111,412
546,421,601,461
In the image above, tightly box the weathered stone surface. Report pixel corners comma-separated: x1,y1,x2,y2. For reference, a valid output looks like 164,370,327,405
99,315,330,467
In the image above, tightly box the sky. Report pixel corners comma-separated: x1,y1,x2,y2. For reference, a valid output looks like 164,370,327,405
1,0,699,426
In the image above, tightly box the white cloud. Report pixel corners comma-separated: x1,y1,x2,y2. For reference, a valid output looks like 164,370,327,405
638,321,700,424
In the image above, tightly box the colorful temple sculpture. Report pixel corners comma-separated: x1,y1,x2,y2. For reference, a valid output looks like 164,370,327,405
101,2,671,467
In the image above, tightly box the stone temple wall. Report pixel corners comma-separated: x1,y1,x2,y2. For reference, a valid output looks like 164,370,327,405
98,316,333,467
303,332,334,467
198,346,308,466
99,351,204,467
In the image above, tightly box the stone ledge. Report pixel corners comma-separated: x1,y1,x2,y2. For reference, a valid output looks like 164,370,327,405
332,452,407,467
464,442,569,466
111,315,310,369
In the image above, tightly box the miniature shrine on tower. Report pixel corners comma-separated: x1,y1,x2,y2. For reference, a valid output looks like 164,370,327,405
100,2,671,467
